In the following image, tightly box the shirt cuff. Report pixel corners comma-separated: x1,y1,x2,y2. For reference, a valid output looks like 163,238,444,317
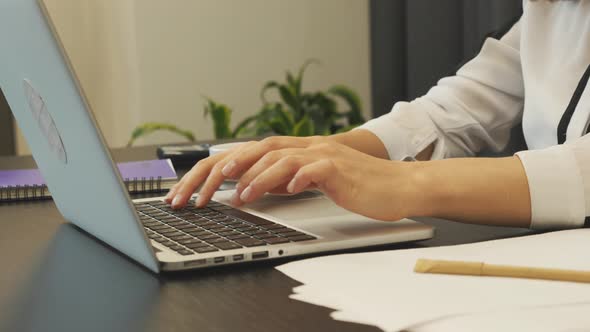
515,146,586,230
357,99,441,161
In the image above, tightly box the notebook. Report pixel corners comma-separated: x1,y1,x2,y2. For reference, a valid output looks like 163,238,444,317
0,159,177,202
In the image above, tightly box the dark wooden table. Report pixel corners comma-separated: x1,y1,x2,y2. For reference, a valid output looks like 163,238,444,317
0,146,532,332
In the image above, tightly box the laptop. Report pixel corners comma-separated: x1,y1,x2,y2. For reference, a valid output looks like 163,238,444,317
0,0,434,273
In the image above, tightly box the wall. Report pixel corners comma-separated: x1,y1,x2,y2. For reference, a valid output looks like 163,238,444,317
17,0,371,153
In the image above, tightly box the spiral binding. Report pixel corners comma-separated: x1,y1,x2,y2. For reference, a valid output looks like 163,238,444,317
0,176,165,203
123,176,163,194
0,184,49,202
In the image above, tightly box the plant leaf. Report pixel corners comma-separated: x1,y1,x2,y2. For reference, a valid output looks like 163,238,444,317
279,85,301,119
329,85,365,125
232,115,258,138
260,81,281,104
293,116,315,137
127,122,195,147
203,98,233,139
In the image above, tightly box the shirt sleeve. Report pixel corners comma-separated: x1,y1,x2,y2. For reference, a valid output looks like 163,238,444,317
358,21,525,161
515,135,590,230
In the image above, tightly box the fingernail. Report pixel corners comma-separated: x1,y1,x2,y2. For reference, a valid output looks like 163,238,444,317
287,179,296,194
171,196,181,208
196,195,204,207
222,161,236,176
235,182,244,193
230,191,240,205
240,186,252,202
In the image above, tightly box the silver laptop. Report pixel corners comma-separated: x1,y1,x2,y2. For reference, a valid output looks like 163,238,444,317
0,0,434,273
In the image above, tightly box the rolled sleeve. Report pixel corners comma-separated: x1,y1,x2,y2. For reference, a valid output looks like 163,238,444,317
516,144,586,230
358,99,441,161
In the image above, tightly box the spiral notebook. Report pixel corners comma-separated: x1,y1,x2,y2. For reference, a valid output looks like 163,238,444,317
0,159,178,202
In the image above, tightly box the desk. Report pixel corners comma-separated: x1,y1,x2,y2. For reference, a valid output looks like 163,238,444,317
0,146,532,332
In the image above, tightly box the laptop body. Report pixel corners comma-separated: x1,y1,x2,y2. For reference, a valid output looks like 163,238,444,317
0,0,434,273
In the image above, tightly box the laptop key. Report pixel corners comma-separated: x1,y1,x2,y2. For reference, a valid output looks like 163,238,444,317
255,232,276,239
148,223,169,230
227,233,249,240
261,224,288,230
175,223,196,230
182,227,202,233
177,249,194,256
263,237,290,245
166,231,185,238
217,230,239,237
205,237,229,244
234,238,267,247
199,234,221,241
279,231,303,238
194,246,219,253
186,242,211,249
158,228,177,235
272,226,294,233
178,238,202,245
287,235,317,242
213,241,242,250
169,234,192,241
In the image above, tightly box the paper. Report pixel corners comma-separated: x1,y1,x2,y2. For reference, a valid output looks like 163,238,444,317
276,229,590,332
411,302,590,332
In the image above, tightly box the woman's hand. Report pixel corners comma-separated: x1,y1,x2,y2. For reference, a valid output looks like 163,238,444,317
165,136,327,208
231,142,417,222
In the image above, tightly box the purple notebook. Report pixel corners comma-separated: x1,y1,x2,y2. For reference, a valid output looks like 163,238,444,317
0,159,178,200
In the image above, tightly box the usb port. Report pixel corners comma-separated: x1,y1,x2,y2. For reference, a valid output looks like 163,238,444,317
214,257,225,264
252,251,269,260
232,254,244,261
184,259,206,267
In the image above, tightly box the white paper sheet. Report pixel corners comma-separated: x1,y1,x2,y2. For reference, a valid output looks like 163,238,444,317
411,302,590,332
276,229,590,332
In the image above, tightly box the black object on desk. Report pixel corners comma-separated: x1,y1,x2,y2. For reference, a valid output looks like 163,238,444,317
157,143,211,168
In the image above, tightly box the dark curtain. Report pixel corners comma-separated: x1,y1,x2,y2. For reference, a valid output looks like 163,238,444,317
370,0,522,117
0,89,15,156
369,0,524,155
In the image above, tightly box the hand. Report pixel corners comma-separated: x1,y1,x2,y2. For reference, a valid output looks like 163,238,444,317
165,136,327,208
231,142,417,222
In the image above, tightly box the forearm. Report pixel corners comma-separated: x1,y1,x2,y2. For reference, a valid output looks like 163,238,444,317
409,156,531,228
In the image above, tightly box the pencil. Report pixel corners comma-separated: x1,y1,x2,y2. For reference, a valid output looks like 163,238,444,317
414,258,590,284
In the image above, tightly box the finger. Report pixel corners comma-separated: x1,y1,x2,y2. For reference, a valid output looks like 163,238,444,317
170,147,237,208
195,142,258,207
235,148,303,195
237,155,306,205
220,137,310,179
287,160,335,195
172,141,257,208
164,182,180,203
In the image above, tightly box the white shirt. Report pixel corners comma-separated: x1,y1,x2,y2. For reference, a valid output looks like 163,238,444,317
359,0,590,230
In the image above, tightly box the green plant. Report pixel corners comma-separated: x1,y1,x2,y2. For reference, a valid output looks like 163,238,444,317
128,60,365,145
127,123,195,147
204,60,365,139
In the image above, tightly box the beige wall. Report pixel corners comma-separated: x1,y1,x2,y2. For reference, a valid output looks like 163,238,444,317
18,0,371,153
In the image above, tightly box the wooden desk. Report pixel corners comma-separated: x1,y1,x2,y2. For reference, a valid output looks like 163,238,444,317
0,146,531,332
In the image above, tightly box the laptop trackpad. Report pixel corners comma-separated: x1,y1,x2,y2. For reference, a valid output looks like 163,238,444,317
244,191,352,222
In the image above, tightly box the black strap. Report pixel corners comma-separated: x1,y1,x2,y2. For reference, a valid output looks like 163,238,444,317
557,64,590,144
585,217,590,228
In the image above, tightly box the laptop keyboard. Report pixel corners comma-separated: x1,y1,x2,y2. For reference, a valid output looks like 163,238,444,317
134,199,317,256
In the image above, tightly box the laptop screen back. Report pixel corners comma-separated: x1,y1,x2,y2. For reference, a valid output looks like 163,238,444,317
0,0,159,272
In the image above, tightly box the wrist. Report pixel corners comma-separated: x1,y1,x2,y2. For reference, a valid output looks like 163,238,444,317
403,161,443,218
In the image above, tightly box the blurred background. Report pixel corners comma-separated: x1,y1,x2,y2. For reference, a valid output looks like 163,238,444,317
0,0,520,156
